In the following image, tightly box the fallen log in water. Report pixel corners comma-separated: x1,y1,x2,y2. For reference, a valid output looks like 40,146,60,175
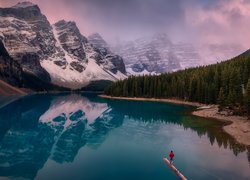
163,158,187,180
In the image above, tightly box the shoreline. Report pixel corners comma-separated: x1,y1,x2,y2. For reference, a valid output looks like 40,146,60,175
0,95,24,109
192,107,250,146
99,95,206,107
99,95,250,146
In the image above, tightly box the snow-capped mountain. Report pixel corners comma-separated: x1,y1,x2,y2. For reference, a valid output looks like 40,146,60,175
112,33,201,75
112,33,246,75
0,2,126,90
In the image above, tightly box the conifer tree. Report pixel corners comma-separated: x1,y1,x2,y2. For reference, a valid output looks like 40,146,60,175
246,79,250,118
104,49,250,116
218,88,226,111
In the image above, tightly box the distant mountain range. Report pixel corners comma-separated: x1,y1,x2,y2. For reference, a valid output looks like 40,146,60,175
112,34,201,75
112,34,245,75
0,1,246,92
105,48,250,117
0,2,126,91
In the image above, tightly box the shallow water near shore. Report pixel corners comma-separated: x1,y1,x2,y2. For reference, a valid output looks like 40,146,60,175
0,93,249,180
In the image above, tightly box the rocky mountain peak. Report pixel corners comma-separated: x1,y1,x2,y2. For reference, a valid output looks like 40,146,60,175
12,1,37,8
151,33,173,47
53,19,88,61
54,20,88,43
87,33,126,74
55,20,76,28
88,33,105,42
88,33,110,55
0,1,43,21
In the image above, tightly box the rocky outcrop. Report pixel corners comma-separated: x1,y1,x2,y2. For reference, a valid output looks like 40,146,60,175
88,33,111,55
0,39,61,91
20,53,51,82
0,2,56,60
88,33,126,74
0,40,23,87
54,20,88,61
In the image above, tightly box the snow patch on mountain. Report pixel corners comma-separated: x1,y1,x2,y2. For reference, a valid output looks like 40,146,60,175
126,68,158,76
41,58,119,89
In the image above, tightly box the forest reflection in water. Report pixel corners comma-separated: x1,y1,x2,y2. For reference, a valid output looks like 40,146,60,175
0,93,248,179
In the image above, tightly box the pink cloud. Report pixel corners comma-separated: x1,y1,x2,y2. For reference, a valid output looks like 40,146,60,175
185,0,250,48
0,0,93,36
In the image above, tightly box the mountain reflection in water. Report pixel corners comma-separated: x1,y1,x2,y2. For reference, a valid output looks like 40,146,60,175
0,94,249,180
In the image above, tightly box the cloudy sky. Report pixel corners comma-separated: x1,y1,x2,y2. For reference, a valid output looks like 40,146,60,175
1,0,250,49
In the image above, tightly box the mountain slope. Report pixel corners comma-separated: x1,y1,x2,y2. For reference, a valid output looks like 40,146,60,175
113,33,201,75
0,79,25,96
88,33,126,75
0,40,23,87
0,2,126,90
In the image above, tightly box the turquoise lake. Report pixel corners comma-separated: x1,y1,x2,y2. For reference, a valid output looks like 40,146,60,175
0,93,249,180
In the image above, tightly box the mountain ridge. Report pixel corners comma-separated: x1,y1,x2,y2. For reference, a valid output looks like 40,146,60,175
112,33,201,75
0,2,127,91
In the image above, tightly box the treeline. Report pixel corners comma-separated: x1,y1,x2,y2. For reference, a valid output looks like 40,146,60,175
105,50,250,117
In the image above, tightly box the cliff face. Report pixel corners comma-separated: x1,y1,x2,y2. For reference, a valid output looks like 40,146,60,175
0,2,127,91
0,40,23,87
88,33,126,74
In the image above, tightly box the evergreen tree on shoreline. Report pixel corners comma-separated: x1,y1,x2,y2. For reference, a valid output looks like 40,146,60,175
218,88,226,111
104,49,250,117
246,79,250,118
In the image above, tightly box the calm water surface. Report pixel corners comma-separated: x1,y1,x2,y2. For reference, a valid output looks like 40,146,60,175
0,94,249,180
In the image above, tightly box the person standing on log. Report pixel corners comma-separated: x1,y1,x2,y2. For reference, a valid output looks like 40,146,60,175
169,150,174,164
